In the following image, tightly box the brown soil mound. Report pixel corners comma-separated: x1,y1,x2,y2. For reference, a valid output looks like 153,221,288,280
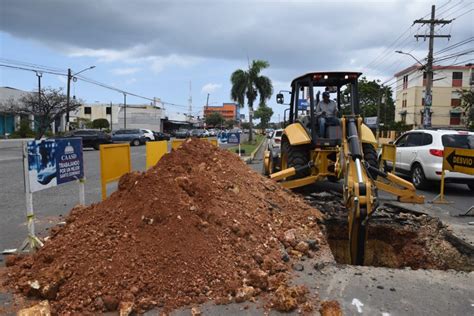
6,139,330,314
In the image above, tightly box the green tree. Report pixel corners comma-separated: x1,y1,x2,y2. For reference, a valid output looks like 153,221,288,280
342,77,395,130
230,60,273,141
458,89,474,130
205,112,225,127
240,122,251,130
225,119,236,129
254,105,274,130
92,118,110,129
5,87,81,139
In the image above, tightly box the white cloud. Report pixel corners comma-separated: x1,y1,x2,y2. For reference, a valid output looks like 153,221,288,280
56,75,67,84
126,78,137,85
111,67,141,75
149,54,202,73
201,83,222,94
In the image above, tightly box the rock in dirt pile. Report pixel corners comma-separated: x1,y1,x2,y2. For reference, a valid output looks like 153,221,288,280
5,139,333,314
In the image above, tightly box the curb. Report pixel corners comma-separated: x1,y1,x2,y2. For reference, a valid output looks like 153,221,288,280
247,137,266,164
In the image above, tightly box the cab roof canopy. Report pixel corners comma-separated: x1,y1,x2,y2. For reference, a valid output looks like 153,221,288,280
291,72,362,87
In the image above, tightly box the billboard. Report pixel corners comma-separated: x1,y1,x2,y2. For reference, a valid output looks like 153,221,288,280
26,138,84,193
298,99,309,110
227,132,241,144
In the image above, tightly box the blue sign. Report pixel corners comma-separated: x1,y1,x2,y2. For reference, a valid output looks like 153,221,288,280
227,132,240,144
298,99,309,110
27,138,84,193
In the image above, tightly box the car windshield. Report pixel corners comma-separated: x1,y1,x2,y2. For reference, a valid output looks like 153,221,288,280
442,134,474,149
275,131,283,137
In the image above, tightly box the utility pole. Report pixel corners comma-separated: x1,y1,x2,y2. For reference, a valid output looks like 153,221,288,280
66,68,71,131
35,72,42,107
414,5,451,128
377,87,383,142
123,93,127,129
188,81,192,121
109,101,113,132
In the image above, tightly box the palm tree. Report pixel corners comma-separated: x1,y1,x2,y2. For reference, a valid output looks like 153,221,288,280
230,60,273,142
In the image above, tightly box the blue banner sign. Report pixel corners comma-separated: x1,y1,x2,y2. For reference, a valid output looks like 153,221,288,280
27,138,84,193
227,132,241,144
298,99,309,110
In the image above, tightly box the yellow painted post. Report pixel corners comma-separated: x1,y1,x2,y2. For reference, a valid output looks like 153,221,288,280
146,141,168,169
439,169,446,201
171,139,185,150
99,143,131,200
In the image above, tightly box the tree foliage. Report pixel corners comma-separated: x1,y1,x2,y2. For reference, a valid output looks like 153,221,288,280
225,119,236,129
230,60,273,141
92,118,110,129
205,111,225,127
5,87,81,139
254,105,274,129
342,77,395,129
458,89,474,130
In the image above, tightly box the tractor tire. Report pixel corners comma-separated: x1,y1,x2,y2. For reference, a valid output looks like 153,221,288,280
363,143,379,180
281,138,310,179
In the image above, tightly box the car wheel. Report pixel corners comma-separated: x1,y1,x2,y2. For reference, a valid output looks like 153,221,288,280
411,163,428,190
132,139,140,146
145,137,151,142
467,183,474,192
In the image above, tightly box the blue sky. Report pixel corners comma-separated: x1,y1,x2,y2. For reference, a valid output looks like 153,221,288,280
1,0,472,122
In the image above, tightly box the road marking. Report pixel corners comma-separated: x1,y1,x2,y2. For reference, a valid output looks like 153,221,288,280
352,298,364,313
382,313,391,316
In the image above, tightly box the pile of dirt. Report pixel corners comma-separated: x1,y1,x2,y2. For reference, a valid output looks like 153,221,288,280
5,139,333,314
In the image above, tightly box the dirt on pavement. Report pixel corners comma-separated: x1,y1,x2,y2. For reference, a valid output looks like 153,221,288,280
3,139,334,314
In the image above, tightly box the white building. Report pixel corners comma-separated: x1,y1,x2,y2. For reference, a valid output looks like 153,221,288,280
394,64,473,128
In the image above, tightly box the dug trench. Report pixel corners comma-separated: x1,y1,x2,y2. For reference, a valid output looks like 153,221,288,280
303,191,474,271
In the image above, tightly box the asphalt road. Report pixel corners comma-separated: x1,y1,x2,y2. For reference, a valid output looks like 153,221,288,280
0,141,147,252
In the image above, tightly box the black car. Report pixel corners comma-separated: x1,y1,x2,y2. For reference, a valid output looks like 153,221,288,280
174,129,190,139
64,129,112,150
153,131,171,141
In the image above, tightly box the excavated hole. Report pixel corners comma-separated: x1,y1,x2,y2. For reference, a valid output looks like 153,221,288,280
303,192,474,271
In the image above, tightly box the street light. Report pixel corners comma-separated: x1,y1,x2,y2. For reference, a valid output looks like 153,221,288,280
66,66,96,130
395,50,425,67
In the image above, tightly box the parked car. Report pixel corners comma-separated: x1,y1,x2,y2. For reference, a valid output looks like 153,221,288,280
268,129,283,158
153,131,171,141
191,129,208,138
382,129,474,190
174,129,190,138
63,129,112,150
140,129,155,141
208,129,218,137
112,129,147,146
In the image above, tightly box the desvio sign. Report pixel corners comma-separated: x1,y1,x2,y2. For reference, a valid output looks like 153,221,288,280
27,138,84,193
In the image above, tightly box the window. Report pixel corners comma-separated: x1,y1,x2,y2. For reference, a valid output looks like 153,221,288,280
403,75,408,89
406,133,423,147
452,72,463,87
395,134,409,147
84,107,92,114
442,134,474,149
402,93,407,108
401,113,407,124
421,133,433,146
451,91,461,107
106,107,112,115
449,112,461,125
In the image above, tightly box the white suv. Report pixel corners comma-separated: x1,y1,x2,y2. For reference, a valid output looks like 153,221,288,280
385,129,474,190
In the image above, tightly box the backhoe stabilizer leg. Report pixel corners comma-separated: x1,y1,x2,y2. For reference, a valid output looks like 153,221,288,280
374,172,425,204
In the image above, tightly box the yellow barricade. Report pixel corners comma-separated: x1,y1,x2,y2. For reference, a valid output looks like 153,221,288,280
171,139,185,150
209,138,218,147
146,141,168,169
434,147,474,203
99,143,131,200
380,144,396,169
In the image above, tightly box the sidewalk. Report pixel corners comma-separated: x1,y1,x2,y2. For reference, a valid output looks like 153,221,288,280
0,138,34,149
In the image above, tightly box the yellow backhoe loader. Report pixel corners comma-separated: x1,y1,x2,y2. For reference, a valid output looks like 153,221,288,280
264,72,424,265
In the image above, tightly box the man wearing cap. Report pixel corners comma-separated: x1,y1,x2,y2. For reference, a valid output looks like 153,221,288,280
315,92,338,137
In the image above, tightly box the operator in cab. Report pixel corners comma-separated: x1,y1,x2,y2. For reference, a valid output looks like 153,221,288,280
315,91,338,137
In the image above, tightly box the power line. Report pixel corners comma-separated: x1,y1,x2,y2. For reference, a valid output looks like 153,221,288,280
1,61,190,109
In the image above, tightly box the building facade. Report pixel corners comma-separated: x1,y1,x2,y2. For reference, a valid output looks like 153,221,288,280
204,103,239,121
394,64,473,128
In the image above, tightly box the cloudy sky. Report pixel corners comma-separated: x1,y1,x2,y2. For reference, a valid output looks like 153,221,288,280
0,0,472,121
